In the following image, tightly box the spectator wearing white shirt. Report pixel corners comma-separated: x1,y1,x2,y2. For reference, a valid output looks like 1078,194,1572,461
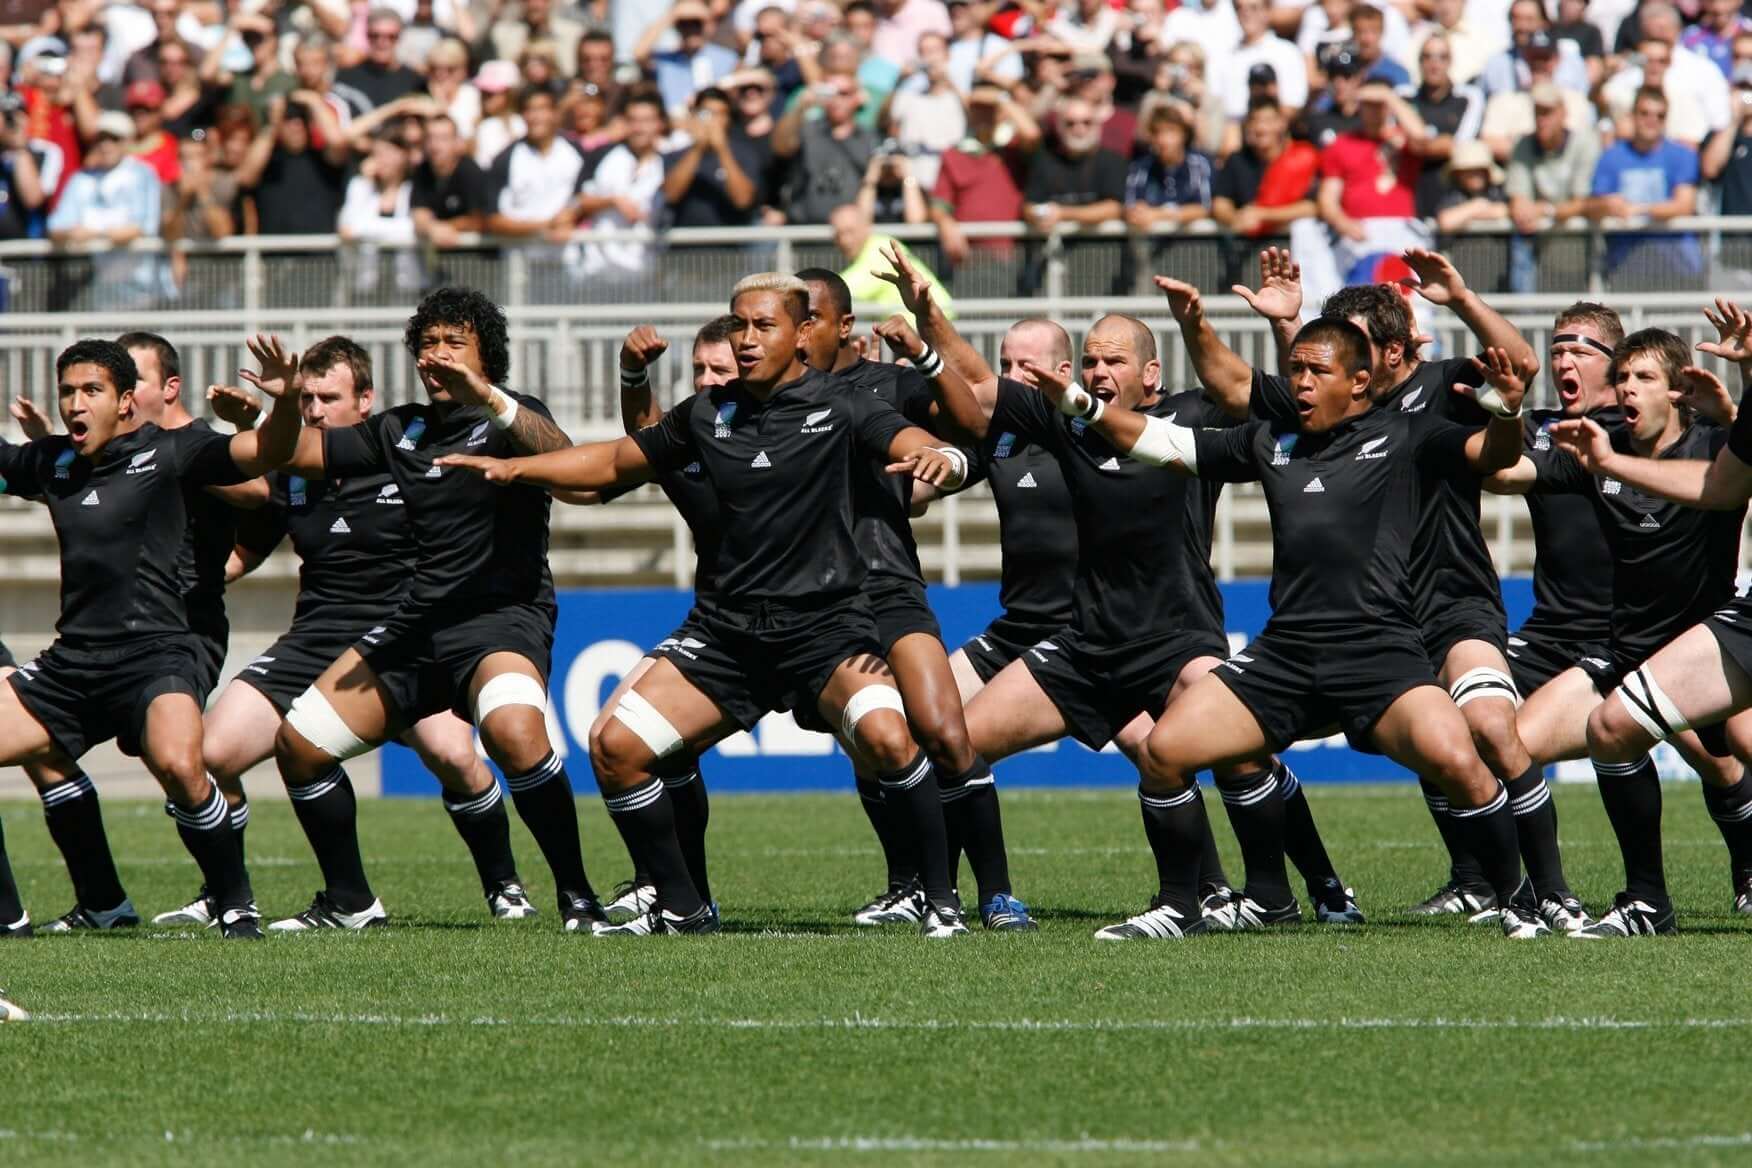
1407,0,1499,87
1603,38,1711,148
473,60,527,168
1299,0,1414,78
1045,0,1121,54
47,111,163,309
484,87,585,244
338,130,420,295
1603,7,1731,139
1162,0,1241,67
945,0,1022,94
881,32,965,191
424,38,482,141
568,89,668,288
1477,0,1589,98
1223,0,1309,118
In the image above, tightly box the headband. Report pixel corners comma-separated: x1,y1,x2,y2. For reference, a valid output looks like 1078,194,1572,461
1551,332,1614,357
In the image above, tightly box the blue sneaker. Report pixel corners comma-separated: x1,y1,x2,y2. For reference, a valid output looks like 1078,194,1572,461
979,893,1038,932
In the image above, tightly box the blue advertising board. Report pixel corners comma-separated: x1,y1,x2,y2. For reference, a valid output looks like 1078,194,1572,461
382,581,1536,795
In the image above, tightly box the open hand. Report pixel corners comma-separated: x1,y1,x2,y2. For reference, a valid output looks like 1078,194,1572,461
1674,364,1736,426
872,241,935,317
418,348,495,406
1464,346,1527,418
1152,275,1203,325
206,384,263,428
433,453,518,482
9,396,50,440
1550,416,1614,471
1400,248,1467,306
240,334,299,401
1232,246,1302,322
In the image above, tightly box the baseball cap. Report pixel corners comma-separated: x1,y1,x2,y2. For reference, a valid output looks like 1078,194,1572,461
125,79,166,109
671,0,712,22
1248,62,1277,85
1326,45,1362,77
1524,28,1555,55
722,67,776,90
1529,80,1563,108
94,110,134,140
475,59,521,93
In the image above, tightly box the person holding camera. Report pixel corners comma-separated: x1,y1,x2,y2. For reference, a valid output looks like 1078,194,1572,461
663,86,766,227
881,31,965,190
774,72,875,224
856,143,928,225
1701,64,1752,214
0,94,45,241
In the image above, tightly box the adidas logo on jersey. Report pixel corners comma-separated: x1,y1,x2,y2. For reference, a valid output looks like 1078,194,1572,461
1017,471,1037,488
1355,436,1390,461
125,448,158,474
425,465,442,478
80,489,99,506
375,483,403,505
1638,513,1661,530
1098,456,1122,471
466,421,490,447
801,408,834,434
751,450,772,468
1303,477,1325,493
1603,479,1622,495
330,517,352,534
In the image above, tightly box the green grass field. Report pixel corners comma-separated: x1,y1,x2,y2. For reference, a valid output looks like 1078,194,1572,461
2,783,1750,1167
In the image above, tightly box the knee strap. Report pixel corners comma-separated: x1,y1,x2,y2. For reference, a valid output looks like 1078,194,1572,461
841,683,906,742
285,687,372,762
1449,666,1519,709
473,672,548,725
1616,667,1692,743
611,691,684,760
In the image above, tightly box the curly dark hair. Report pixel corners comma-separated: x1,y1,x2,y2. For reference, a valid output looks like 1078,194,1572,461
403,286,511,386
56,338,140,397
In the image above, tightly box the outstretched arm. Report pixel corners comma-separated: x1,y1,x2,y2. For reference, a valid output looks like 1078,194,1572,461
1553,417,1752,510
883,425,972,490
875,243,994,441
1457,348,1530,474
1401,249,1539,383
1154,275,1253,419
1016,358,1197,475
435,435,655,491
418,350,572,455
226,335,304,476
1483,455,1538,495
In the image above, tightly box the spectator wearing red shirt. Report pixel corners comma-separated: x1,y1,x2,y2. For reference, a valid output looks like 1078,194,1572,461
928,86,1040,266
1317,81,1432,282
125,80,180,185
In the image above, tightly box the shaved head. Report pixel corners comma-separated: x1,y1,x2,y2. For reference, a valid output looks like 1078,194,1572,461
1091,314,1157,365
1008,318,1073,368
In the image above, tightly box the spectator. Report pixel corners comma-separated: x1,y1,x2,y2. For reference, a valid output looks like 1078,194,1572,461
1588,86,1702,284
561,80,619,154
1550,0,1605,86
1504,80,1599,292
155,40,218,139
1044,0,1118,54
1433,138,1509,231
165,133,234,291
484,87,586,239
123,0,181,86
873,0,953,64
124,80,178,184
1347,6,1411,87
421,39,481,141
1481,30,1597,160
1603,39,1711,148
732,0,797,50
1065,52,1136,157
1124,104,1214,230
1682,0,1751,81
1023,95,1126,235
575,30,624,110
200,13,293,124
335,10,424,112
831,200,952,314
1398,43,1478,223
774,72,874,223
473,60,527,167
413,112,490,245
1163,0,1239,67
928,85,1040,264
490,0,585,77
48,110,163,308
1140,42,1228,157
945,0,1023,94
210,107,257,233
236,92,351,235
882,33,965,190
519,41,565,97
66,26,125,116
1317,82,1430,282
1407,0,1495,87
637,0,740,116
1211,98,1319,237
1299,0,1362,69
725,67,779,142
1109,0,1172,107
743,8,805,110
18,40,80,201
1222,0,1308,119
1300,45,1366,148
857,145,929,225
1609,3,1730,135
1704,64,1752,213
827,16,901,120
397,0,453,70
1478,0,1590,99
569,89,667,287
338,130,419,294
294,36,357,130
1300,0,1413,74
0,96,47,241
663,86,765,226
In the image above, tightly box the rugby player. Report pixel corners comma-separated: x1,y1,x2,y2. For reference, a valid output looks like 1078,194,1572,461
438,274,977,937
795,268,1031,932
881,249,1360,930
1167,249,1558,924
264,288,604,933
1034,317,1546,939
0,815,23,936
152,337,539,928
0,337,304,939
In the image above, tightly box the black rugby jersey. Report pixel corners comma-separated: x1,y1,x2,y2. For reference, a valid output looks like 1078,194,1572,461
236,468,415,636
0,423,249,646
964,425,1077,632
989,378,1229,646
1534,421,1743,659
632,365,913,601
322,394,557,616
832,357,937,583
1195,407,1478,637
1516,406,1620,644
177,418,241,643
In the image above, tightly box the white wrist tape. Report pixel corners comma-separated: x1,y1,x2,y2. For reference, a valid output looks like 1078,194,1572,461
931,445,968,489
489,387,520,430
1129,413,1199,470
1463,383,1522,419
914,346,944,379
619,364,650,390
1056,382,1102,422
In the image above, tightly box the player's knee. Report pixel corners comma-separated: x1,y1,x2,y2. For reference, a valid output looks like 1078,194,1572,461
855,710,917,773
416,737,480,788
1423,738,1493,799
906,702,974,771
478,708,551,775
1588,697,1649,763
1136,730,1193,793
274,720,333,784
589,718,655,791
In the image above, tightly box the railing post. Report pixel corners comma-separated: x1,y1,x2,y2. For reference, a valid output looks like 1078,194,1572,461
242,245,264,322
1045,228,1066,301
673,507,691,590
775,232,795,275
506,247,529,308
943,491,961,586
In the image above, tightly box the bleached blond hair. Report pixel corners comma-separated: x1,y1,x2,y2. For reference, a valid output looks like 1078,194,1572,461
730,272,810,323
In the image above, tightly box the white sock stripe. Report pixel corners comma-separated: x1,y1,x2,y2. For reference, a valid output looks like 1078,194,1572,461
879,758,931,792
39,775,97,806
1423,794,1449,813
1276,768,1301,798
938,784,977,804
659,769,701,789
287,778,340,802
169,789,229,830
1710,799,1752,823
507,754,564,792
1450,784,1508,819
444,785,504,815
603,779,665,813
231,802,251,829
1592,758,1653,776
1509,785,1552,815
1219,774,1279,807
1139,785,1200,811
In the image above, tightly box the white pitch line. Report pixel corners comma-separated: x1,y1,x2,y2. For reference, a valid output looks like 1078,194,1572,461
1570,1133,1752,1153
25,1010,1752,1034
702,1137,1204,1154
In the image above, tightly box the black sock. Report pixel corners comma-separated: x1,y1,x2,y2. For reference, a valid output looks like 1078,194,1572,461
1700,771,1752,878
1446,782,1522,905
1421,778,1489,892
603,778,704,918
506,753,595,901
169,784,252,911
1594,756,1667,904
1138,783,1207,919
286,766,373,912
879,751,953,905
1195,787,1230,895
938,757,1011,903
856,773,915,891
230,796,250,853
1277,762,1339,890
40,774,127,911
1507,765,1569,900
443,782,519,892
656,757,712,905
1215,767,1293,907
0,817,24,927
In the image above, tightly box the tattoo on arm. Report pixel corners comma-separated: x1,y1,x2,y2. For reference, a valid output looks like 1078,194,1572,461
505,407,573,455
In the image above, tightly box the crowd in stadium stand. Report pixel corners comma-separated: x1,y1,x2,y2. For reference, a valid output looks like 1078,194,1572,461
4,0,1752,298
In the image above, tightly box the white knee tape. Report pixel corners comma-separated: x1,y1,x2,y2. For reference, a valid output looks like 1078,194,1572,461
840,684,906,741
1449,667,1520,709
285,687,372,762
1616,667,1692,742
611,691,684,760
473,673,548,725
